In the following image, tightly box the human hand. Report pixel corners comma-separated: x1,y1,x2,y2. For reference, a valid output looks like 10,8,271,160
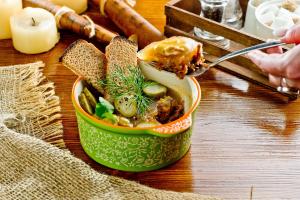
247,25,300,89
248,45,300,88
280,24,300,44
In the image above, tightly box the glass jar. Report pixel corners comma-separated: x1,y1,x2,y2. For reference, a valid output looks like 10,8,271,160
224,0,243,29
194,0,229,47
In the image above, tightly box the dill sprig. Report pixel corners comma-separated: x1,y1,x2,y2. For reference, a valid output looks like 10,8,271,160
100,65,152,115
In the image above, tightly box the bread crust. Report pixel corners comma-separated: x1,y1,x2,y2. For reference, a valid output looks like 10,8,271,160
104,36,138,101
105,36,138,70
60,37,138,97
60,40,107,94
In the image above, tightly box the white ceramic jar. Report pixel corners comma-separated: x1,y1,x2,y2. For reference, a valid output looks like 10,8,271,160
255,0,300,39
244,0,269,35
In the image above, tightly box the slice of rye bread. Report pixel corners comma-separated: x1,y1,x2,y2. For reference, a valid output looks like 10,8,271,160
60,39,106,94
105,36,138,74
105,36,138,101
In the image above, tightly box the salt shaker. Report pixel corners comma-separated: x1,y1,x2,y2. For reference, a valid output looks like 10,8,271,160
194,0,229,47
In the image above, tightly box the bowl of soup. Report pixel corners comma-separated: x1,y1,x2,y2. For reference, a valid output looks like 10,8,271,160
72,63,201,172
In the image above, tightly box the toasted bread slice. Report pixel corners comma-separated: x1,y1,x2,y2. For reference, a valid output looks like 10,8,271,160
105,36,138,74
105,36,138,101
60,40,106,94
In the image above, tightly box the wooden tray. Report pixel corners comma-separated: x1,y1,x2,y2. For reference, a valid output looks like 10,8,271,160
165,0,298,100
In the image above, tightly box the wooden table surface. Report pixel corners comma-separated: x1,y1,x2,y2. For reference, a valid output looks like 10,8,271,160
2,1,300,199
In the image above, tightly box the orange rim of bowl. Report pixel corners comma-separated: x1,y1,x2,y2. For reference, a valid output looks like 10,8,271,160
72,77,201,135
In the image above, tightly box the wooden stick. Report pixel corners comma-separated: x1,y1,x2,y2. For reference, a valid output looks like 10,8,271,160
23,0,118,44
90,0,100,5
90,0,165,48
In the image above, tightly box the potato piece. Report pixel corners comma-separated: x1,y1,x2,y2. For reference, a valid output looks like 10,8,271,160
118,116,133,127
136,121,161,128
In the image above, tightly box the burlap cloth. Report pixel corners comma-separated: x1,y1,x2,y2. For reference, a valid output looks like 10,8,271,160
0,62,220,200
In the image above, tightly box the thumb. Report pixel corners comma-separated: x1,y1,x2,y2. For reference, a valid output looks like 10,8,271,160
247,50,285,76
273,28,288,37
281,25,300,44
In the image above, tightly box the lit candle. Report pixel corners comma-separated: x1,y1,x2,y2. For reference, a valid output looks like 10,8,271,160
49,0,87,14
10,7,60,54
0,0,22,39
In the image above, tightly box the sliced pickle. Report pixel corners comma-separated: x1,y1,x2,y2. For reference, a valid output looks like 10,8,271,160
114,94,137,118
83,87,97,109
79,93,94,115
143,82,167,98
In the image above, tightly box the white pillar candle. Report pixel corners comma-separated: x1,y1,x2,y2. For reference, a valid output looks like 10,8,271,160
50,0,87,14
0,0,22,39
10,7,60,54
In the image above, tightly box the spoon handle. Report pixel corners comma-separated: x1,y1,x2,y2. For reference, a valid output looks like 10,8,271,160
209,41,286,67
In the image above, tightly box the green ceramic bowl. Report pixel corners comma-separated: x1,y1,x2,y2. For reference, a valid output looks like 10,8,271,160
72,64,201,172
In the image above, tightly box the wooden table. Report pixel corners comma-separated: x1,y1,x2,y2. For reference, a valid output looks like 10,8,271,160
1,1,300,199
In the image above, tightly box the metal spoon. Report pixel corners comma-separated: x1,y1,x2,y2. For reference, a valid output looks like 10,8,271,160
187,40,300,96
187,40,286,77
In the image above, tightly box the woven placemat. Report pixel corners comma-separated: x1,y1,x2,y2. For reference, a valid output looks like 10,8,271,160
0,62,220,200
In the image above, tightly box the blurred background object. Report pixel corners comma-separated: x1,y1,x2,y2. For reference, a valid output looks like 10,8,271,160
194,0,229,47
224,0,243,29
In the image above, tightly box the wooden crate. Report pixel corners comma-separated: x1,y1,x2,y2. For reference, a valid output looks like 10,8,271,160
165,0,298,100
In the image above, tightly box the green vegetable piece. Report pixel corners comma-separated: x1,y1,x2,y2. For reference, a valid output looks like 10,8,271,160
103,65,151,115
79,93,94,115
143,81,167,98
118,116,133,127
93,114,101,120
136,121,161,128
102,112,119,125
83,87,97,109
114,94,137,118
95,97,114,118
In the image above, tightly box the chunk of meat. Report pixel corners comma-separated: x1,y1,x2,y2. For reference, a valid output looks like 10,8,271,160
156,96,184,124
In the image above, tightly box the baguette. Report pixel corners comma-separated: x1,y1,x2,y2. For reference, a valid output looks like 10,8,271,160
60,40,106,94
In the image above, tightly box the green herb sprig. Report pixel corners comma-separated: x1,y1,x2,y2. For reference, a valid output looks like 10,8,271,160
100,65,152,115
